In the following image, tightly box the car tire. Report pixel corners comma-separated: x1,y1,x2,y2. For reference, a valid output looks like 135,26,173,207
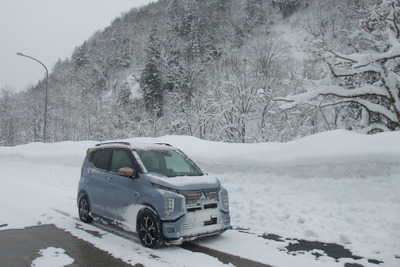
78,194,93,223
137,208,162,248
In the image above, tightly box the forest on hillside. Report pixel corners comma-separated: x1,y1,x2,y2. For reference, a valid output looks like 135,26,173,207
1,0,399,146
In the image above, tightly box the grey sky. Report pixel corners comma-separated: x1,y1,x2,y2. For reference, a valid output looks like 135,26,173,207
0,0,154,92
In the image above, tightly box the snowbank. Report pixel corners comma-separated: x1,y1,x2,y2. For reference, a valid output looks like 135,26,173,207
134,130,400,177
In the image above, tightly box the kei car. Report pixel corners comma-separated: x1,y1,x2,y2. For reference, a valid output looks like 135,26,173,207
77,141,230,248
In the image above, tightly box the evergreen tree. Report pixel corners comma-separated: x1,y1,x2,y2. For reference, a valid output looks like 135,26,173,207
168,0,184,34
139,23,164,118
273,0,304,19
72,41,89,69
244,0,268,33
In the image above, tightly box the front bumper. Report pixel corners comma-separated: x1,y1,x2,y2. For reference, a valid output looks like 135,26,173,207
162,208,230,244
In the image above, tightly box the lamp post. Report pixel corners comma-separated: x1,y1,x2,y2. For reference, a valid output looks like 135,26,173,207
17,52,49,143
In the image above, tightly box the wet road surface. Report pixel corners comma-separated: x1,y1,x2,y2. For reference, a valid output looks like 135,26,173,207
0,223,378,267
0,224,139,267
0,224,272,267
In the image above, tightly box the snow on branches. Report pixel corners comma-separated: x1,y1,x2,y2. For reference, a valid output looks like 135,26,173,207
281,0,400,133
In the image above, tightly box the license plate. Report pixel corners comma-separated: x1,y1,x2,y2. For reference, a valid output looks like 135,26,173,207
194,209,211,222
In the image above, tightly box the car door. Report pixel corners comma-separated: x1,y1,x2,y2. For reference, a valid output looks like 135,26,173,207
86,148,111,216
105,149,140,222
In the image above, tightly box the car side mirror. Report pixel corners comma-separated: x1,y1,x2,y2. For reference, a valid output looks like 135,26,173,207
119,167,135,177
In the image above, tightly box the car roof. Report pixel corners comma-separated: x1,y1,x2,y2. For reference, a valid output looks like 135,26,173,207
86,141,175,154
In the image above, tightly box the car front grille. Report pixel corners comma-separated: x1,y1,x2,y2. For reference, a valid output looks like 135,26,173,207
178,188,219,211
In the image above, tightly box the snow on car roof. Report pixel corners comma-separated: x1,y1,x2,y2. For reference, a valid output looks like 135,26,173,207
132,142,176,151
88,141,176,154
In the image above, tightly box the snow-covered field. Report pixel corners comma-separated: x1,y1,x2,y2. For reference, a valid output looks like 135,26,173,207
0,130,399,267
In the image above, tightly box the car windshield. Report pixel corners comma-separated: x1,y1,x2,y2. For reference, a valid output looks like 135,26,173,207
136,149,203,177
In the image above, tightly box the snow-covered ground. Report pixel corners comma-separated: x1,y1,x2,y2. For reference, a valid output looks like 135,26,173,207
0,130,399,267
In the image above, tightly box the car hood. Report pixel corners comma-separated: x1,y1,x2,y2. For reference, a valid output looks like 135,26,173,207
147,173,220,191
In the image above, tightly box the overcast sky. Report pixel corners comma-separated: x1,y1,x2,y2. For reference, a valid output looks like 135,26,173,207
0,0,154,92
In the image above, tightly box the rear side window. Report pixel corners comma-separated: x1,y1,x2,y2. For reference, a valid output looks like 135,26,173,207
90,149,110,171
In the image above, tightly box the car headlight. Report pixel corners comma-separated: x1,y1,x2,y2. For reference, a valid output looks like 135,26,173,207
165,198,175,217
220,189,229,212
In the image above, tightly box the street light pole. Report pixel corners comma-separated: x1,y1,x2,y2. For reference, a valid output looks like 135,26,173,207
17,52,49,143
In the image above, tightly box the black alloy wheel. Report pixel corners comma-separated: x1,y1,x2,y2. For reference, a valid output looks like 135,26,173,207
78,195,93,223
138,209,162,248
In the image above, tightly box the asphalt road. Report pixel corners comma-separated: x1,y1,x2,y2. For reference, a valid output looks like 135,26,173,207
0,224,271,267
0,222,382,267
0,224,138,267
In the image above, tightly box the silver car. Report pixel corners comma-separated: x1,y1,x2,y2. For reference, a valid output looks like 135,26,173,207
77,142,230,248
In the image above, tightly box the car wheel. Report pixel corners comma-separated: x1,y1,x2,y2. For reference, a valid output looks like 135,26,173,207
78,194,93,223
138,209,162,248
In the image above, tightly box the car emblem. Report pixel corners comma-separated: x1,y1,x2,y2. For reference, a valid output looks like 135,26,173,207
198,192,206,205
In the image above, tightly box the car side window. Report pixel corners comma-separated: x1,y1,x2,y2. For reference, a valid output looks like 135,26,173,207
111,149,134,174
90,149,110,171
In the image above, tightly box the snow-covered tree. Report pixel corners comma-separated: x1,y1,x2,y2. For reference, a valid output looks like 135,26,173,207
0,87,19,145
214,55,261,142
283,0,400,133
244,0,271,34
273,0,304,19
140,23,164,118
